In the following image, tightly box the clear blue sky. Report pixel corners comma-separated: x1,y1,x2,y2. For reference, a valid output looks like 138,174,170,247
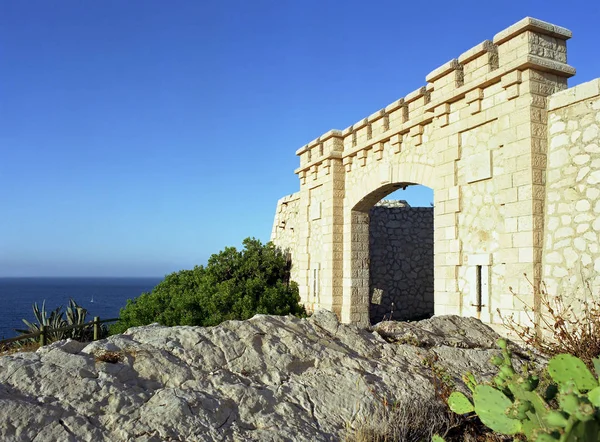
1,0,598,277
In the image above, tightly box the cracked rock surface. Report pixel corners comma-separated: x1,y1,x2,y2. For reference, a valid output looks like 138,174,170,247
0,311,522,441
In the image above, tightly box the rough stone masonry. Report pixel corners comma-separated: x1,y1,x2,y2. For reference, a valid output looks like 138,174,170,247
369,200,434,324
271,17,600,328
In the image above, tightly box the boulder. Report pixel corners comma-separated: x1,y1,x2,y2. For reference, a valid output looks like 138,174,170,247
0,312,532,441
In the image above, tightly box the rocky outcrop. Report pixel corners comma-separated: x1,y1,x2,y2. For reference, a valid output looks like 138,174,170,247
0,312,530,441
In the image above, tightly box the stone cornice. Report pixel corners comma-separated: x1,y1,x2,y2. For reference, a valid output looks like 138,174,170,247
292,17,575,176
493,16,572,45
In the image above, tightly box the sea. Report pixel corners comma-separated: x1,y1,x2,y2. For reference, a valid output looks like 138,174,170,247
0,277,163,340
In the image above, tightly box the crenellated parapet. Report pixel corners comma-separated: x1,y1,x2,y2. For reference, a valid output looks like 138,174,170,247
293,17,575,183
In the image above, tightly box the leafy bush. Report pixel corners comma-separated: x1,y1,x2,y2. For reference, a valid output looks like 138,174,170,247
16,298,106,343
111,238,305,334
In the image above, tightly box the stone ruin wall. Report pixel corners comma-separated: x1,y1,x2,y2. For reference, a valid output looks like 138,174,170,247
270,192,302,285
271,17,600,327
369,201,433,323
543,79,600,300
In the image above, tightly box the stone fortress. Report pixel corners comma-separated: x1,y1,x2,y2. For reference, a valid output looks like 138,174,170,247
271,17,600,327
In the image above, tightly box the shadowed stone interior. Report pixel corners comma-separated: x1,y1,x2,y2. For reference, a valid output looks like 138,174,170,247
369,200,434,323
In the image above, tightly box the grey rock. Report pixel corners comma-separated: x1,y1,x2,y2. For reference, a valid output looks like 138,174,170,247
0,312,532,442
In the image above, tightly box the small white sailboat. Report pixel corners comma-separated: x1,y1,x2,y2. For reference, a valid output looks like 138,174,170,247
90,295,94,303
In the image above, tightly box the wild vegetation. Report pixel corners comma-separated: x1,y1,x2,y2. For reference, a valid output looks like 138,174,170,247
4,257,599,441
499,275,600,369
110,237,306,334
347,277,600,441
446,339,600,441
16,298,107,343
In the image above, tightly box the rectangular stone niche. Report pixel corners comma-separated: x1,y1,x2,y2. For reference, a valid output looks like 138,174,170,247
310,201,322,220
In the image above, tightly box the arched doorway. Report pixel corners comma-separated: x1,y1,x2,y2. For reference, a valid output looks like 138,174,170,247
349,183,434,324
369,185,434,323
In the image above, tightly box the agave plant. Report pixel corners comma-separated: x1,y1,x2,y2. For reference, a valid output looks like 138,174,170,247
16,298,106,344
64,298,96,341
17,300,69,342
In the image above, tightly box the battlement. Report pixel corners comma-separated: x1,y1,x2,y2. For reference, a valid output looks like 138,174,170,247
294,17,575,180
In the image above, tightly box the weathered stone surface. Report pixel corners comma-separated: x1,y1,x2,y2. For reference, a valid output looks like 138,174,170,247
0,312,523,442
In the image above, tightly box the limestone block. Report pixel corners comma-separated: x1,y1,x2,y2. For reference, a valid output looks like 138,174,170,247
445,198,461,213
459,40,499,84
368,110,388,136
468,254,492,265
388,134,402,154
445,252,462,266
435,103,450,126
499,188,518,205
356,149,367,167
549,78,600,110
464,151,492,183
498,247,519,263
427,59,464,101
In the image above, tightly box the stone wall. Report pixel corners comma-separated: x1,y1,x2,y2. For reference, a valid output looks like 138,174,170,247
369,200,434,323
271,193,302,288
544,79,600,299
271,17,600,327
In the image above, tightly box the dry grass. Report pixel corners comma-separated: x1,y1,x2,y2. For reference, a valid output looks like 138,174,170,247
344,396,513,442
421,353,455,404
498,274,600,369
344,353,516,442
0,341,40,357
344,396,458,442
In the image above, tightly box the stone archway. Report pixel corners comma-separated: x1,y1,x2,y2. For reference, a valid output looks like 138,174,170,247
272,17,579,328
342,163,436,325
347,182,434,325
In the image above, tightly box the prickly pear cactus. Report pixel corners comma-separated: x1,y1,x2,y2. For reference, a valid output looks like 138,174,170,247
463,371,477,393
589,386,600,407
446,341,600,442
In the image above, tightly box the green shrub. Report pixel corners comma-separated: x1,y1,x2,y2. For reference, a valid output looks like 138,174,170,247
110,238,305,334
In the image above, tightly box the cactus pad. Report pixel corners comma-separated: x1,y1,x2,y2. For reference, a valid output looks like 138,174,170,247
534,433,559,442
473,385,521,435
548,354,598,392
558,392,582,415
545,410,569,428
593,357,600,378
589,386,600,408
448,391,474,414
